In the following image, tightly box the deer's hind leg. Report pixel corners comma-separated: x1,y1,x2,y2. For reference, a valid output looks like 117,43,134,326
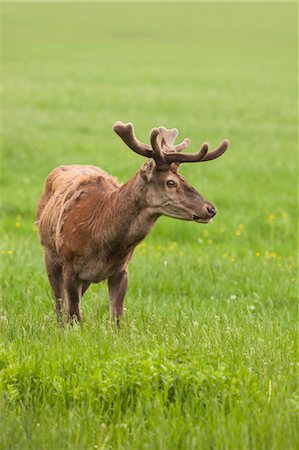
44,250,64,320
63,267,82,323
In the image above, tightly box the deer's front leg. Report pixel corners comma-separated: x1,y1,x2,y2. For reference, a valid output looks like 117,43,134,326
108,269,128,326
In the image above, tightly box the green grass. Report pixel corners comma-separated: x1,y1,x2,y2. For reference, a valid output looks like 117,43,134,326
1,2,298,449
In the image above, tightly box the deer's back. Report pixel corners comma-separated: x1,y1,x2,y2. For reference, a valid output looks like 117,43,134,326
36,165,120,253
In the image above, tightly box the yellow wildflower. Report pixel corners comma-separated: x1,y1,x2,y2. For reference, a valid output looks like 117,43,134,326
235,223,245,236
15,222,21,228
265,250,278,259
267,213,275,223
255,251,260,257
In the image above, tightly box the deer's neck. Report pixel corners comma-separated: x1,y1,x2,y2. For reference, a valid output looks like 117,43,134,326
96,173,157,255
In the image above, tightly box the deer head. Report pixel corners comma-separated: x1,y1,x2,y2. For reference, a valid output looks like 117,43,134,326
113,121,229,224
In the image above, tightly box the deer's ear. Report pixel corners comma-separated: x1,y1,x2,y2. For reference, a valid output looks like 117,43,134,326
140,159,156,182
170,162,180,172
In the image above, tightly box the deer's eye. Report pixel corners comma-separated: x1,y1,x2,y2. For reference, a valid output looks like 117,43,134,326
167,180,177,188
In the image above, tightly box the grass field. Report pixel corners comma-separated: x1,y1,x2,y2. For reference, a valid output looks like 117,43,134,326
1,3,298,449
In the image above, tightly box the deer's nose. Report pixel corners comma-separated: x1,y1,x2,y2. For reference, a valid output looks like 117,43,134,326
204,203,217,218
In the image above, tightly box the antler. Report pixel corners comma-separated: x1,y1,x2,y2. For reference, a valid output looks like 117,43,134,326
157,126,190,153
150,127,229,167
113,121,229,169
112,121,152,158
150,128,209,166
200,140,229,161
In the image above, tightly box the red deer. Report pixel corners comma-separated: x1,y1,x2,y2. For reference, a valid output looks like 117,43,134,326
36,122,229,325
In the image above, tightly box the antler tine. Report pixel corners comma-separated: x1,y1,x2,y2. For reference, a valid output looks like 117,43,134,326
158,126,178,147
150,128,166,167
158,126,190,153
163,142,210,164
113,121,153,158
201,139,229,162
172,137,191,152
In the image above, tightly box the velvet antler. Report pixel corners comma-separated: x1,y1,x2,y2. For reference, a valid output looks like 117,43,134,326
112,122,152,158
157,126,190,153
113,121,229,169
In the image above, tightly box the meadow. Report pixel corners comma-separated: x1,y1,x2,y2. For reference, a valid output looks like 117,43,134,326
1,3,298,449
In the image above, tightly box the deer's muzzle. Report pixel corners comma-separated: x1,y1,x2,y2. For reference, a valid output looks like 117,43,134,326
192,202,217,223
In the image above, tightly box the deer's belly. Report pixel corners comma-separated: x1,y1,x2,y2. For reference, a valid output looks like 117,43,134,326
75,255,125,283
